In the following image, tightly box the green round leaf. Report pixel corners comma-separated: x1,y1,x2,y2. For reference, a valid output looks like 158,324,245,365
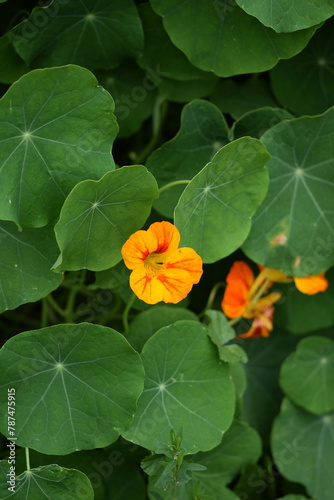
150,0,317,77
280,336,334,414
0,221,62,313
10,0,144,71
192,420,262,495
127,306,198,352
271,398,334,500
270,19,334,116
53,166,159,272
123,320,235,454
0,65,118,229
147,99,229,218
235,0,334,32
96,62,158,139
0,462,94,500
232,107,293,140
242,108,334,275
0,323,145,454
174,137,270,263
209,77,278,120
138,3,214,81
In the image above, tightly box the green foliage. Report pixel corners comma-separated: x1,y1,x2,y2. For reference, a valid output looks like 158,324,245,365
0,2,333,498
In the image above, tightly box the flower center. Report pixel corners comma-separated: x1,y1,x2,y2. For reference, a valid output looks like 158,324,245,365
144,252,167,277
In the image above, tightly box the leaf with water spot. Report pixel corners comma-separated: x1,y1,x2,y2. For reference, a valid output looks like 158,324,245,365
280,336,334,414
10,0,144,71
0,221,62,313
0,65,117,229
147,99,229,218
242,108,334,275
0,323,145,454
0,462,94,500
53,165,158,272
271,398,334,500
174,137,270,263
123,320,235,454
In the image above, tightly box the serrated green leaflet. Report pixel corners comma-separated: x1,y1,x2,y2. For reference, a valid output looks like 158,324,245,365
270,20,334,116
232,107,293,140
0,462,94,499
280,336,334,414
174,137,269,263
205,310,248,363
271,398,334,500
0,221,62,313
0,65,117,229
243,108,334,275
0,323,145,454
235,0,334,32
147,99,229,218
127,306,198,352
10,0,144,71
53,166,158,272
96,63,158,139
123,321,235,454
192,420,261,495
150,0,317,77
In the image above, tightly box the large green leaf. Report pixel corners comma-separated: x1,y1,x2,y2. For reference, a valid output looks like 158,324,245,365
0,221,62,313
0,462,94,500
280,336,334,414
174,137,270,263
147,99,229,218
150,0,317,77
123,321,235,454
53,165,158,272
210,77,278,120
138,3,214,81
271,398,334,500
0,65,117,229
243,108,334,275
127,306,198,352
270,19,334,116
192,420,262,496
10,0,144,71
0,323,144,454
235,0,334,32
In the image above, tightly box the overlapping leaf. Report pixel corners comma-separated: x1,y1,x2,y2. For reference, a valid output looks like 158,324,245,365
280,336,334,414
272,398,334,500
270,19,334,116
150,0,317,77
232,107,293,140
53,166,158,272
0,462,94,499
147,99,229,218
0,323,145,454
10,0,144,70
123,321,235,454
0,65,117,228
235,0,334,32
0,221,62,313
174,137,270,263
243,108,334,275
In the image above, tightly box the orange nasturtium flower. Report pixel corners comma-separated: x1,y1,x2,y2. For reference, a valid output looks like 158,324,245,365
221,261,282,338
261,268,329,295
121,221,203,304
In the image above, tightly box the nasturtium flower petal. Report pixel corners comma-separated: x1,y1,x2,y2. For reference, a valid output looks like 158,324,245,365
166,247,203,284
221,280,250,318
226,261,254,288
294,273,329,295
121,230,158,270
148,220,180,254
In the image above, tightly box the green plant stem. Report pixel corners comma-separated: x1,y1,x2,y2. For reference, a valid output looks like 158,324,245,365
134,97,168,164
122,292,136,334
46,294,67,318
25,447,30,471
159,179,190,194
199,282,225,318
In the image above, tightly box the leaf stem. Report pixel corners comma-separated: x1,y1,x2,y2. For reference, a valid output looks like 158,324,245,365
134,97,168,164
199,282,225,318
122,292,136,334
158,179,190,195
25,447,30,471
